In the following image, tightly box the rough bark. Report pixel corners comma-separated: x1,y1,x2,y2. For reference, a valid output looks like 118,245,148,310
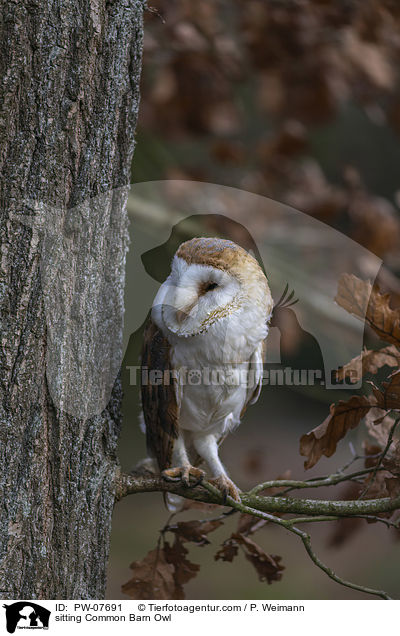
0,0,143,598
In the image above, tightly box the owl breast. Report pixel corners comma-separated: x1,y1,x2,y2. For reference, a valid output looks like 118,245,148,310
169,305,267,437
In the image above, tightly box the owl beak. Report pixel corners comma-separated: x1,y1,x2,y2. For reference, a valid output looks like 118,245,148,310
175,297,198,324
175,309,187,324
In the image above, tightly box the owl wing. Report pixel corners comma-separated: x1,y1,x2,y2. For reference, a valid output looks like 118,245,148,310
141,318,180,471
240,339,266,417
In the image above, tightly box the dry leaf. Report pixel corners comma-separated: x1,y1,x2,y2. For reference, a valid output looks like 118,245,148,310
214,538,239,563
363,471,391,501
232,533,284,584
383,441,400,477
180,499,224,513
300,395,373,469
368,371,400,411
122,547,176,600
361,443,392,502
342,30,394,90
164,537,200,589
365,409,396,450
336,345,400,384
169,519,223,545
335,273,372,321
363,441,383,468
122,536,203,601
237,513,267,536
335,274,400,346
215,532,284,584
384,476,400,498
348,192,400,258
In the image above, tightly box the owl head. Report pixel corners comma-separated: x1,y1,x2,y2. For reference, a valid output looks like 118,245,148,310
152,237,273,338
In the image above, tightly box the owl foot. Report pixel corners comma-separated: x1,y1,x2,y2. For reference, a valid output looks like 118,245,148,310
162,465,205,488
209,475,242,503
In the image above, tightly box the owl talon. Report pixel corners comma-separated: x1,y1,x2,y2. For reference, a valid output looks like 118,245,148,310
209,475,242,503
190,475,205,489
162,466,205,487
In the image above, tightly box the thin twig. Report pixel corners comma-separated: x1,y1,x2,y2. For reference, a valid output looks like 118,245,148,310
199,482,392,600
352,515,400,529
249,466,385,497
299,531,391,600
286,515,342,526
286,514,399,530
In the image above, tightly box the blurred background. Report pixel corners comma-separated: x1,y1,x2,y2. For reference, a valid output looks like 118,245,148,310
107,0,400,599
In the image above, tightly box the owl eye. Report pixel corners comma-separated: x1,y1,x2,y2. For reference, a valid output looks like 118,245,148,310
205,281,219,292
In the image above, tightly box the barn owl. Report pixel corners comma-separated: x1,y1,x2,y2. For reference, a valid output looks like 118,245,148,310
141,237,273,502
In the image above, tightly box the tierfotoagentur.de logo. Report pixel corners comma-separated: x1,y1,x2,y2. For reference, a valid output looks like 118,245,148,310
3,603,50,634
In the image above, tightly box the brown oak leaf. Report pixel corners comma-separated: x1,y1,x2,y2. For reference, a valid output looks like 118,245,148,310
214,538,239,563
370,370,400,410
233,533,284,584
361,442,392,502
122,537,202,601
384,476,400,498
215,532,284,583
336,345,400,384
180,499,224,513
365,409,396,450
169,519,223,545
164,537,200,589
300,395,373,469
335,274,400,346
236,513,267,536
383,441,400,477
122,547,177,600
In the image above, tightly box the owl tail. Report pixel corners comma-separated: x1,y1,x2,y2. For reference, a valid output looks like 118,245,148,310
163,492,185,511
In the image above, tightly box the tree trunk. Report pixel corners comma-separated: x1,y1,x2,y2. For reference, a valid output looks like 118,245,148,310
0,0,143,598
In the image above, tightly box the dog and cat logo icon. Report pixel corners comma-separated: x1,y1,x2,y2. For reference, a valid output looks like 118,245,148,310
2,602,50,633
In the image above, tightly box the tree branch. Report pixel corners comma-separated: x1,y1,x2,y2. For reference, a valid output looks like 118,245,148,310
115,470,400,517
115,470,399,599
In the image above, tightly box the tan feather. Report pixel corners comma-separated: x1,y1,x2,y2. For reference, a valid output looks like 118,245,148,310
177,237,267,286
